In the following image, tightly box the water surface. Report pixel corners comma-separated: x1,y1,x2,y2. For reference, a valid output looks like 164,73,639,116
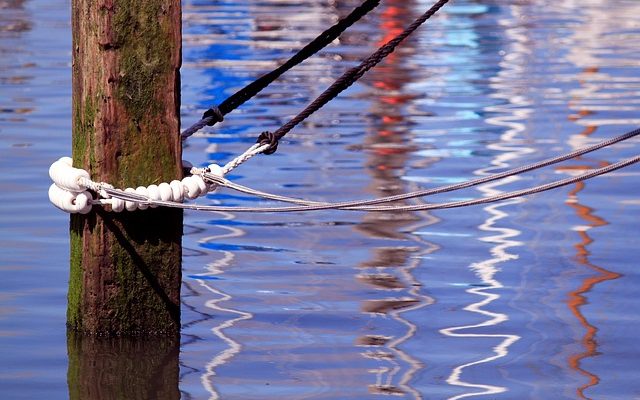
1,0,639,399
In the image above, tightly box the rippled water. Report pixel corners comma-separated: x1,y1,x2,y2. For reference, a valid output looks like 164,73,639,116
1,0,639,399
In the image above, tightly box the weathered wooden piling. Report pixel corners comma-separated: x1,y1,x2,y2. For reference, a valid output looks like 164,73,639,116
69,0,182,335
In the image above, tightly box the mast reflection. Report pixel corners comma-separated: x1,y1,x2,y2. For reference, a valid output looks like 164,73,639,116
562,69,620,400
353,1,436,397
560,0,640,392
564,164,618,400
440,4,529,396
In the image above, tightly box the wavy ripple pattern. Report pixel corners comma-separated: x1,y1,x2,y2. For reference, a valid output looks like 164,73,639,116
1,0,640,399
177,1,640,399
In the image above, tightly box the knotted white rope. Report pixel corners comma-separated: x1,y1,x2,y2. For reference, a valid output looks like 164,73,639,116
48,157,95,214
100,155,640,213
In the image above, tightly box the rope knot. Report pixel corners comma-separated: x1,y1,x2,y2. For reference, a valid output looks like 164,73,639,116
202,106,224,126
257,131,279,155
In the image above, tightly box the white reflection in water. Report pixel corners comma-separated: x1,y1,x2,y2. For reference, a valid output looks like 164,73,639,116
440,180,524,399
563,0,640,131
440,6,534,397
198,212,252,400
440,181,523,399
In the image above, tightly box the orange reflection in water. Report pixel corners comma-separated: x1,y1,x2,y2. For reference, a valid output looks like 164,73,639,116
563,75,621,398
565,179,620,399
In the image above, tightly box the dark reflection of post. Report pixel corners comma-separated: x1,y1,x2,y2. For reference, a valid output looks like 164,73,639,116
67,331,180,400
353,1,435,396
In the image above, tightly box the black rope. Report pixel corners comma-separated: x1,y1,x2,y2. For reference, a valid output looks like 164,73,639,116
259,0,450,154
181,0,382,139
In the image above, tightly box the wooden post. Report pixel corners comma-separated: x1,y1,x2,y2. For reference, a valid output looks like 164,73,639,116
70,0,182,335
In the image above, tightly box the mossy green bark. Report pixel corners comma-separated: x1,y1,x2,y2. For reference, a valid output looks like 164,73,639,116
70,0,182,336
67,217,84,328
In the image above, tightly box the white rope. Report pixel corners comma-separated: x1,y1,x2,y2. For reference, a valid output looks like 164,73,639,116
46,142,268,214
222,143,270,175
48,183,93,214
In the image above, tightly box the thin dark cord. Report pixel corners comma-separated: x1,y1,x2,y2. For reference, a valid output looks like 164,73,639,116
258,0,450,153
181,0,382,139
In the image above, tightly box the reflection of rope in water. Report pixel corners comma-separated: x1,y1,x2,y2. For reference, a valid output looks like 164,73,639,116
197,212,252,400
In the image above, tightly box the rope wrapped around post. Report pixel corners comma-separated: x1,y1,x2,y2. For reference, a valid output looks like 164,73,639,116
46,0,638,215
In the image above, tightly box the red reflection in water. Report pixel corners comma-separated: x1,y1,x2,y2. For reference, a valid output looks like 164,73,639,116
355,1,435,396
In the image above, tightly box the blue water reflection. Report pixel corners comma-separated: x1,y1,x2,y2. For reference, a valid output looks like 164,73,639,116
1,0,639,399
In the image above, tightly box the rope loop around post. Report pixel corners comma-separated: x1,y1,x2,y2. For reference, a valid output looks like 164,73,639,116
257,131,279,155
